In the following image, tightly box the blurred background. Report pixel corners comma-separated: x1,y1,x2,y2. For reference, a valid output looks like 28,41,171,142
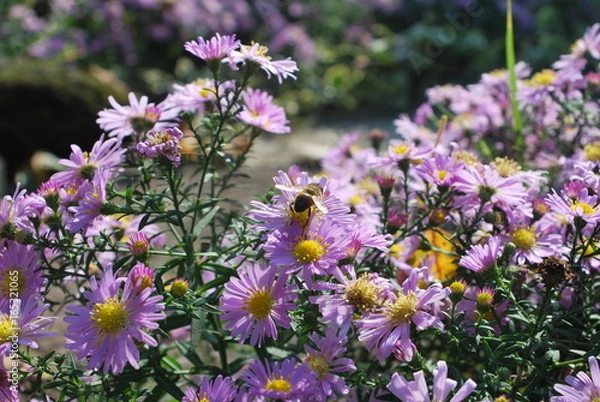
1,0,599,193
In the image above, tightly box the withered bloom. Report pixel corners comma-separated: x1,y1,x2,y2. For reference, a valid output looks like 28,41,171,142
535,256,574,287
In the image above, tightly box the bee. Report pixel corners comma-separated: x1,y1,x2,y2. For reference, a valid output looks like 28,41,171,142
275,183,329,226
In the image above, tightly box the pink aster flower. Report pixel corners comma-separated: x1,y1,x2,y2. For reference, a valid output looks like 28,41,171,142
546,187,600,227
237,88,290,134
264,217,349,288
137,127,184,167
127,232,150,259
356,267,450,361
184,33,240,61
310,265,395,336
96,92,180,140
459,235,504,273
0,295,55,355
0,241,46,310
240,358,316,401
505,221,565,265
227,42,299,84
249,169,354,233
182,375,238,402
219,261,297,347
414,153,465,188
452,164,528,212
66,169,109,234
369,140,433,171
51,135,125,186
387,360,477,402
303,328,356,401
0,186,45,241
551,355,600,401
129,263,154,291
64,266,165,375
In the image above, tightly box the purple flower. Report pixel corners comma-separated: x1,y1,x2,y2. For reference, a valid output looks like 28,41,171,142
0,241,46,310
64,266,165,374
240,358,316,401
182,375,238,402
249,169,354,233
356,268,450,361
459,236,504,273
310,265,394,336
546,187,600,227
96,92,180,140
0,186,45,241
387,360,477,402
551,356,600,401
227,43,299,84
66,169,109,234
303,328,356,401
264,217,349,288
219,261,297,347
184,33,240,61
137,127,184,167
51,135,124,186
452,164,528,209
237,88,290,134
0,295,55,355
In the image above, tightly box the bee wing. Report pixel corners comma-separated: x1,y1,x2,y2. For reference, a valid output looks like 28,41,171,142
312,197,329,214
275,184,302,193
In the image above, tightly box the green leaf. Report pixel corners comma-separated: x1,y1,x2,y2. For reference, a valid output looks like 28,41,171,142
192,206,220,237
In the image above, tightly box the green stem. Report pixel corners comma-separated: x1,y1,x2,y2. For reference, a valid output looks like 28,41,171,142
506,0,524,160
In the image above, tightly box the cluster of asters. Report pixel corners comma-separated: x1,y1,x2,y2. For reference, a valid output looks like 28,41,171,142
199,25,600,401
0,33,300,399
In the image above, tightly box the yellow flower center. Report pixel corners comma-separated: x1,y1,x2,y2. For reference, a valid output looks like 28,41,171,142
393,143,409,155
91,297,129,335
149,131,173,145
345,274,380,311
449,281,465,294
0,269,23,299
0,314,18,343
389,243,403,258
584,142,600,162
492,157,521,177
292,239,326,263
489,68,506,78
453,150,479,165
307,355,329,380
170,279,189,297
527,69,556,86
476,292,494,308
348,194,365,206
245,290,274,320
571,200,596,215
437,170,448,182
511,226,537,250
265,376,292,393
386,292,418,325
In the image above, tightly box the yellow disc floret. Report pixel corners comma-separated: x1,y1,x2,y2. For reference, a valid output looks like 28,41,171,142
0,314,18,343
307,355,329,380
386,292,418,325
345,274,380,311
511,226,537,250
292,239,326,263
245,290,274,320
265,376,292,393
584,142,600,162
91,297,129,335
